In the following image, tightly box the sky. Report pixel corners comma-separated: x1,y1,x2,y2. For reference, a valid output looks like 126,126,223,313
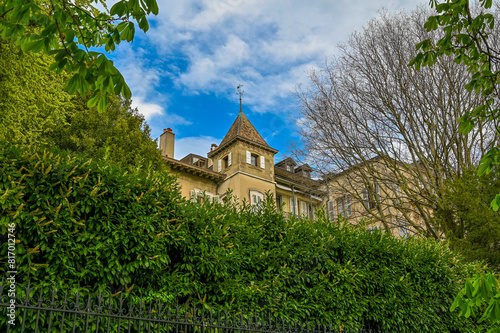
108,0,427,161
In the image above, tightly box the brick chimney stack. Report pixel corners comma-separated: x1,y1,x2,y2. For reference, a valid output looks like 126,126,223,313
160,128,175,158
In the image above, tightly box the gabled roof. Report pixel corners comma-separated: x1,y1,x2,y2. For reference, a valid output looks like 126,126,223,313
275,157,298,168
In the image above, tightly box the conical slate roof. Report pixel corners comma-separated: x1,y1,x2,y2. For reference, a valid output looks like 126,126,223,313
218,109,270,148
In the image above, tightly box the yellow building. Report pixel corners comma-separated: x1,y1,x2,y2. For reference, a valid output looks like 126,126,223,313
159,109,323,218
322,156,428,237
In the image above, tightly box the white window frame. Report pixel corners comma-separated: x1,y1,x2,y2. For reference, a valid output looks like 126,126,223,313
250,190,264,212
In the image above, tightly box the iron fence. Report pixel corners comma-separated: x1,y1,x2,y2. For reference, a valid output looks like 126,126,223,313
0,280,378,333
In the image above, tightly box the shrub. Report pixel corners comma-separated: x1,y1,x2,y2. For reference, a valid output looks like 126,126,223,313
0,143,182,295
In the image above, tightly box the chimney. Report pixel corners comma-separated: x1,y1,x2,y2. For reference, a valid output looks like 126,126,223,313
210,143,218,152
160,128,175,158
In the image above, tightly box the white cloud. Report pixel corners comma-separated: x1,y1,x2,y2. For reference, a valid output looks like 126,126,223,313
130,97,163,120
174,136,223,160
144,0,426,114
113,44,194,126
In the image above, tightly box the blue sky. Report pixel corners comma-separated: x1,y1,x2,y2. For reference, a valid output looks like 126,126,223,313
108,0,426,161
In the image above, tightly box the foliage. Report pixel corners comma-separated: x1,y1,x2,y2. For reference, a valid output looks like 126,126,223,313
0,0,158,111
53,93,166,172
0,144,485,332
434,167,500,268
0,38,73,144
451,273,500,333
410,0,500,209
0,144,182,296
0,37,165,172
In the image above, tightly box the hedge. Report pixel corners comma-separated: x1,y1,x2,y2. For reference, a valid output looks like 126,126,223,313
0,143,484,332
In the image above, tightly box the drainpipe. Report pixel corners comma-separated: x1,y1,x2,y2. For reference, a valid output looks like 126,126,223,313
309,191,313,220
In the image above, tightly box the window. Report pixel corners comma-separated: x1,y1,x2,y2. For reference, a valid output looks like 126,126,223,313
300,201,308,217
250,190,264,212
362,183,380,210
246,151,264,169
336,194,352,218
289,197,298,215
190,189,219,203
222,152,232,169
276,194,283,210
397,218,411,238
336,197,344,217
251,154,258,166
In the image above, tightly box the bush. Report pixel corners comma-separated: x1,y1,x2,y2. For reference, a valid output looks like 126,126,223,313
0,143,182,295
0,144,483,332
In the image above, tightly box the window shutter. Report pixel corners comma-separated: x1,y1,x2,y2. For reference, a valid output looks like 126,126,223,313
345,194,352,217
328,201,335,219
375,183,380,200
290,197,297,215
228,152,232,166
246,151,251,164
260,156,265,169
337,198,344,217
362,188,369,211
218,159,222,172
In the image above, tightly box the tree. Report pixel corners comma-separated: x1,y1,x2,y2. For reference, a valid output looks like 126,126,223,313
0,37,165,172
410,0,500,210
0,37,74,144
52,93,166,171
434,167,500,268
0,0,158,111
295,8,498,238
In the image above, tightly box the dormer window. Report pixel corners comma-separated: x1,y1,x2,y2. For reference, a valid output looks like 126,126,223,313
286,165,291,172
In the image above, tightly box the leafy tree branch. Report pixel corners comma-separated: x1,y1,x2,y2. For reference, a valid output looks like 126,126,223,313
0,0,158,112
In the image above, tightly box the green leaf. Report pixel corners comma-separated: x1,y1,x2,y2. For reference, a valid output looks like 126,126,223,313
110,1,127,16
87,93,100,108
490,193,500,212
97,94,108,113
122,82,132,99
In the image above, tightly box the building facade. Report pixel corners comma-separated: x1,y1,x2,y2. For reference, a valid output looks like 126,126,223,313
160,109,423,236
160,109,323,218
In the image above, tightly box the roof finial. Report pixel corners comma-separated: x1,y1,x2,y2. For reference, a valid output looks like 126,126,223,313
237,84,244,113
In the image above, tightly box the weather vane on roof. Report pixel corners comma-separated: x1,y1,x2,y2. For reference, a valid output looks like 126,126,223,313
237,84,244,113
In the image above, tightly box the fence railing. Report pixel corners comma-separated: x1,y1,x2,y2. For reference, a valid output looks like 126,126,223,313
0,280,376,333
